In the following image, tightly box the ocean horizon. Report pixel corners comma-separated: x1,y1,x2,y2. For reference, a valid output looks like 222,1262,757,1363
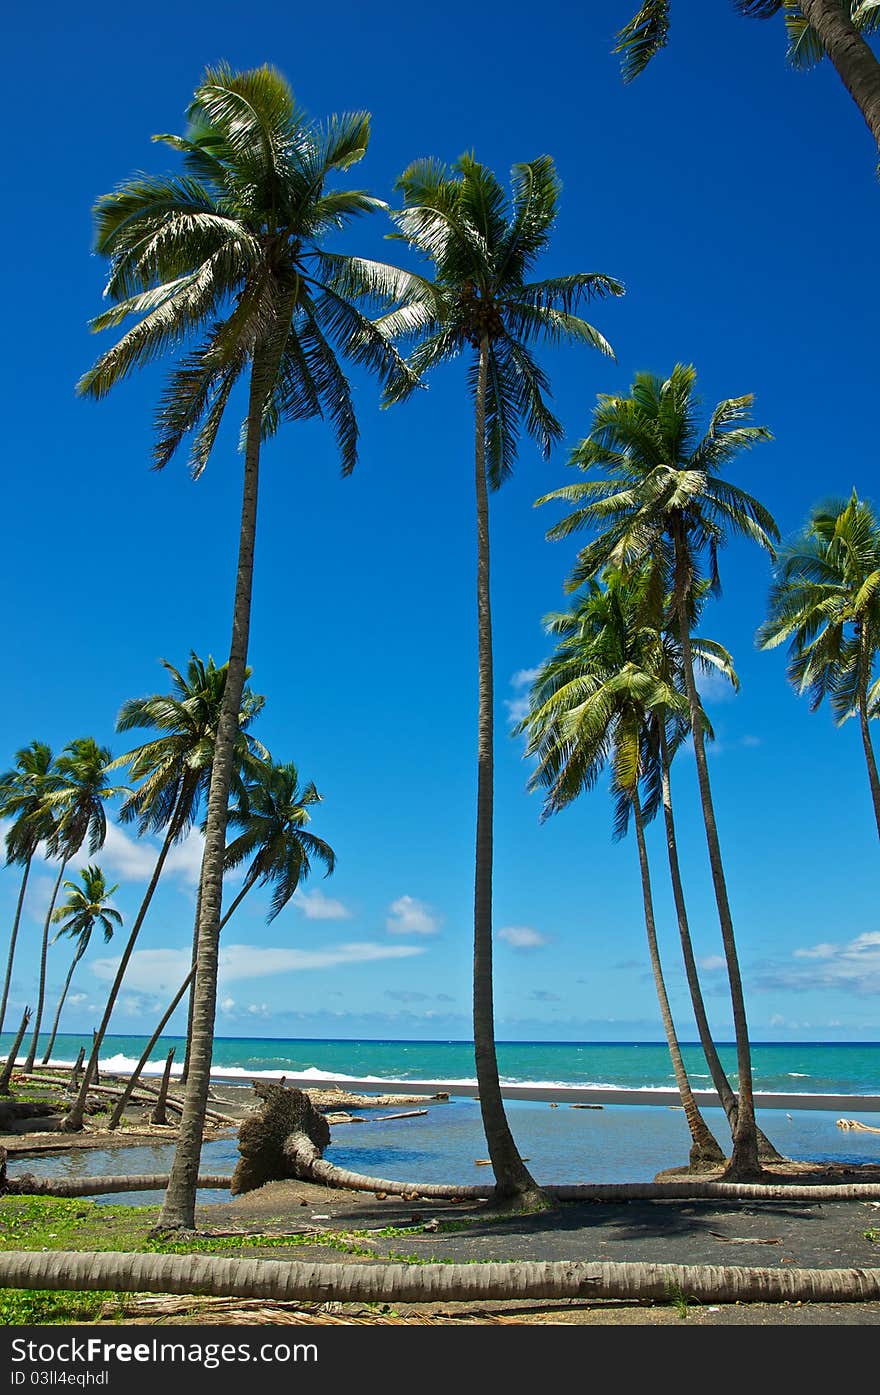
8,1033,880,1097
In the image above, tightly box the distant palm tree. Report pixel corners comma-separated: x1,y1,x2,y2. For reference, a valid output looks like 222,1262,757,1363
519,569,725,1165
382,153,622,1204
0,743,57,1033
78,63,417,1227
537,364,777,1177
24,738,121,1072
757,491,880,838
62,655,263,1132
615,3,880,153
107,752,335,1128
42,867,122,1064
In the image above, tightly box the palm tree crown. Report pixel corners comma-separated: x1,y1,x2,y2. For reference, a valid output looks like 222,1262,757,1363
224,756,336,921
382,153,623,473
0,743,59,865
49,738,124,859
757,491,880,722
78,63,417,474
51,866,122,952
114,653,266,840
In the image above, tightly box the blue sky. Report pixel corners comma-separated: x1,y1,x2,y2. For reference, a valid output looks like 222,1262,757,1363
2,0,878,1046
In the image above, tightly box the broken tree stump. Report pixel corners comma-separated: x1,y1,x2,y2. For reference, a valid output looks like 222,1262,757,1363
0,1008,31,1095
150,1049,175,1126
231,1082,330,1195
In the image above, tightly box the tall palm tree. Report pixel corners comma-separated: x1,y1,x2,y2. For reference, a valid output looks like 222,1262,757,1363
537,364,778,1177
107,752,336,1128
519,570,725,1165
62,655,263,1132
381,154,622,1204
615,2,880,154
757,491,880,838
42,867,122,1064
24,738,121,1072
0,743,58,1033
77,63,417,1227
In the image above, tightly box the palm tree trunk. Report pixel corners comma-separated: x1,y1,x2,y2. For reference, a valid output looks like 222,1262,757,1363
178,880,203,1087
0,857,32,1035
4,1250,879,1306
801,0,880,150
658,726,782,1163
41,945,85,1065
631,787,724,1165
0,1006,31,1093
857,676,880,841
61,826,179,1132
472,335,544,1206
107,878,254,1130
673,536,759,1178
23,859,67,1073
159,362,267,1230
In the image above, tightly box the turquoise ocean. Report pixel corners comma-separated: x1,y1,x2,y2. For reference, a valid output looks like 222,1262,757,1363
9,1035,880,1197
8,1032,879,1095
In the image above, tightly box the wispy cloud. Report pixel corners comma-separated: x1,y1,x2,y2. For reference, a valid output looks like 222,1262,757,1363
498,925,547,949
293,888,351,921
504,666,541,727
698,954,726,972
92,941,427,993
752,932,880,996
386,895,441,936
529,989,560,1002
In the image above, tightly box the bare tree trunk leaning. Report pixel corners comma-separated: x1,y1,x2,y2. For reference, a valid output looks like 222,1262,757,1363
41,947,85,1065
472,335,545,1207
658,728,782,1162
179,881,202,1087
673,535,760,1179
24,859,67,1072
0,1007,31,1094
857,675,880,841
0,858,32,1034
631,789,724,1165
61,830,179,1132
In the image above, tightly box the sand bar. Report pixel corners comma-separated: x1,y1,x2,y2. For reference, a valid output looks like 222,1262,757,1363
207,1071,880,1114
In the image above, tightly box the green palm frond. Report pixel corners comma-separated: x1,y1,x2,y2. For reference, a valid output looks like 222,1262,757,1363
614,1,672,82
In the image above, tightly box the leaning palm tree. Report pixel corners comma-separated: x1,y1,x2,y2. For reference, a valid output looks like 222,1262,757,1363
78,63,417,1228
537,364,778,1177
757,491,880,838
519,569,725,1165
42,867,122,1064
62,655,263,1132
615,3,880,154
107,753,335,1128
381,153,622,1204
24,738,122,1072
0,743,58,1033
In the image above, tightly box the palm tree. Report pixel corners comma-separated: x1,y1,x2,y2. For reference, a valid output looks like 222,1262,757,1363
519,569,725,1165
757,491,880,838
107,753,335,1127
77,64,417,1228
41,867,122,1064
537,364,778,1177
615,3,880,153
24,738,121,1072
0,743,58,1033
62,655,263,1132
381,153,622,1204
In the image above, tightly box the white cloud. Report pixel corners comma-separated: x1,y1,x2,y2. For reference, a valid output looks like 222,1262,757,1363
695,667,737,705
504,666,542,728
294,888,351,921
753,932,880,996
92,940,426,993
386,895,441,936
698,954,726,972
219,997,236,1014
511,667,541,689
67,993,87,1007
71,822,205,888
247,1002,271,1019
498,926,547,949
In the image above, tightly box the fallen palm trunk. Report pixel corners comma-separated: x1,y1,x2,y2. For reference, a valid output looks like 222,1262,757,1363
837,1119,880,1134
26,1071,236,1126
1,1251,879,1304
1,1171,232,1197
